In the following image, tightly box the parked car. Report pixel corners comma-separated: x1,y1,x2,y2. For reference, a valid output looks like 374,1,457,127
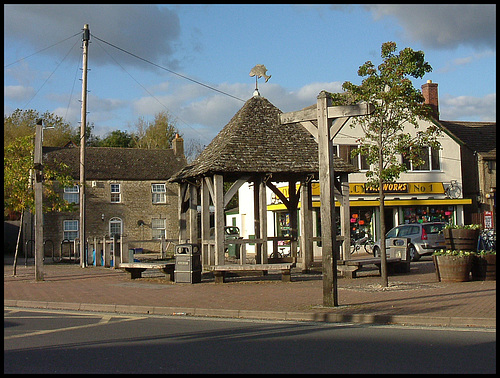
373,222,446,261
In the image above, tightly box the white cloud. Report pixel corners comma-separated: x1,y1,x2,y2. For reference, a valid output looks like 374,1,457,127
440,93,496,122
4,85,35,101
365,5,496,50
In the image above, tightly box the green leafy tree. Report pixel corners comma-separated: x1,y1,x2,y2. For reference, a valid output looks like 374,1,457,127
4,109,75,147
99,130,135,148
132,111,180,149
4,134,77,275
332,41,441,287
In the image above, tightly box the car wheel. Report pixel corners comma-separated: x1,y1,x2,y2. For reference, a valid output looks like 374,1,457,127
373,246,380,258
409,245,420,261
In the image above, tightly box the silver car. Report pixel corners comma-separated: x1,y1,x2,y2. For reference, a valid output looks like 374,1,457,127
373,222,446,261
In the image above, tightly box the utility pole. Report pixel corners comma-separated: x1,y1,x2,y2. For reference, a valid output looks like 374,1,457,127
34,119,44,281
79,24,90,268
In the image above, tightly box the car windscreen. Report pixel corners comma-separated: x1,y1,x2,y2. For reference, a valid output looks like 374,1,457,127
423,224,444,234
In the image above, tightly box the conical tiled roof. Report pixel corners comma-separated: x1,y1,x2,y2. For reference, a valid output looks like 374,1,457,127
170,95,356,182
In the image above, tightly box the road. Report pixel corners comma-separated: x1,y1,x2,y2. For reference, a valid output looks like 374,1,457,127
4,307,496,374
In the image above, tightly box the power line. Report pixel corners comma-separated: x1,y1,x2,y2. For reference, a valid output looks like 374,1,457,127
93,37,210,142
91,34,246,103
4,32,81,68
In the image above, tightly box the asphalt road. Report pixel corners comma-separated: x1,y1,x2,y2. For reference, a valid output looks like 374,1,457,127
4,308,496,374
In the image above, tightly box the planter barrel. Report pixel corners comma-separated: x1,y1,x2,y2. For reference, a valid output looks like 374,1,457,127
434,254,473,282
443,229,480,252
472,254,496,281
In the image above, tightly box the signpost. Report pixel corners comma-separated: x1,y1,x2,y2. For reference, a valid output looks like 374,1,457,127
280,91,374,307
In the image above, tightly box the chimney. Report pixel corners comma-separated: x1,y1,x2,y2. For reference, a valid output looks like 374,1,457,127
172,133,184,157
421,80,439,120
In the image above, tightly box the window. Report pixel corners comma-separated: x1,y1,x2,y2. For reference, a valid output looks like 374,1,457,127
151,218,166,239
63,220,79,241
403,146,440,171
109,217,122,238
110,184,121,203
152,183,166,204
63,185,79,204
340,145,370,170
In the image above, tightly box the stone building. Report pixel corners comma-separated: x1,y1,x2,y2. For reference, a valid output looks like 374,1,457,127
32,135,186,260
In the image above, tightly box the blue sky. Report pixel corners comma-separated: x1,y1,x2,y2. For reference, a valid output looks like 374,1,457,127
4,4,496,147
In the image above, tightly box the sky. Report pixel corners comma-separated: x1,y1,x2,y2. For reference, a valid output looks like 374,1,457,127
4,4,496,148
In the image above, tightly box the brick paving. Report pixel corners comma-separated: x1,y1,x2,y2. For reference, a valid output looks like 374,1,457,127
4,255,495,328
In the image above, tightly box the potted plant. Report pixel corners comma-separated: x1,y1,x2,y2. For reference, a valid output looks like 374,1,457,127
471,250,496,281
432,249,475,282
443,224,481,252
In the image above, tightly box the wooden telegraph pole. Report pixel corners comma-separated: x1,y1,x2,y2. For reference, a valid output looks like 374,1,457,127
79,24,90,268
281,91,374,306
34,119,44,281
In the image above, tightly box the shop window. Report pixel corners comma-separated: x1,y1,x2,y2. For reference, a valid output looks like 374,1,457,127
402,206,454,224
350,208,373,239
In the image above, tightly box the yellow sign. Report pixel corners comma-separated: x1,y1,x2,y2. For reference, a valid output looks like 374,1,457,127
278,182,445,197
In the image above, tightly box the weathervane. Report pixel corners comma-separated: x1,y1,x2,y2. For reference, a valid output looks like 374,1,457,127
249,64,271,96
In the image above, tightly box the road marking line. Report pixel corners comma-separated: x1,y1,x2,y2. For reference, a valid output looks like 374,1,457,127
4,315,145,340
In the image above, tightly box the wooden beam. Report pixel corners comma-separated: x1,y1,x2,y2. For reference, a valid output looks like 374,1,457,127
330,117,349,140
300,121,318,140
224,177,250,208
280,102,374,124
266,181,290,209
327,103,375,119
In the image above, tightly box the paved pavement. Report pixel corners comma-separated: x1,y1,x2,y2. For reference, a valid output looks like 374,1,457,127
4,254,496,328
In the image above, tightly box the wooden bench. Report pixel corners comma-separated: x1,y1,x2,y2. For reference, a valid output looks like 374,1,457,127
119,262,175,280
206,263,294,283
337,257,402,279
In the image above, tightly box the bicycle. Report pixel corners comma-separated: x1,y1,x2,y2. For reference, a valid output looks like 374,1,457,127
350,234,375,255
445,180,462,199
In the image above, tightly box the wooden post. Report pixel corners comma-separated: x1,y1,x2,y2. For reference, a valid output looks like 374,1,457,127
340,173,350,261
259,178,268,264
253,179,261,263
201,178,212,267
189,183,198,244
34,119,44,281
317,92,339,307
288,180,298,262
178,183,188,243
300,179,313,272
214,174,225,265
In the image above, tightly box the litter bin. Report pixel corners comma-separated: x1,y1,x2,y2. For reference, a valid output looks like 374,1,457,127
174,244,201,283
225,226,241,258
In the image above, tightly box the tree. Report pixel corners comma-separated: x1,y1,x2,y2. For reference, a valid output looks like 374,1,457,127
99,130,135,148
332,41,441,287
132,111,180,149
4,134,76,275
4,109,76,147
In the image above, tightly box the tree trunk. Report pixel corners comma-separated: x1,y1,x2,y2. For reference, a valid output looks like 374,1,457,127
378,151,388,287
12,211,23,276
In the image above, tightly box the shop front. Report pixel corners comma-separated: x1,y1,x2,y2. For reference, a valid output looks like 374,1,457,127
269,181,472,258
